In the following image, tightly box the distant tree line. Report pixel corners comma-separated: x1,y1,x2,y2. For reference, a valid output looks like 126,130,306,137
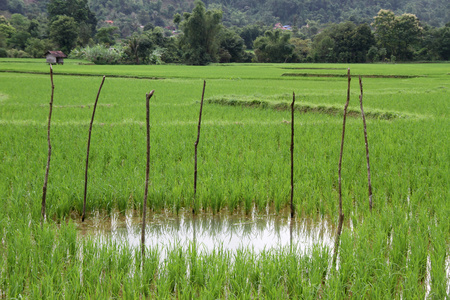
2,0,448,34
0,0,449,63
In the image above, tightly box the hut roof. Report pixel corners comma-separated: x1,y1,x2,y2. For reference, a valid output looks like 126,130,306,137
46,51,67,58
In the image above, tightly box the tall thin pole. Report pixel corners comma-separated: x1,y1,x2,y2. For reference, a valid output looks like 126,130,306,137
141,90,154,261
82,76,106,222
333,68,351,267
359,76,373,212
41,64,54,226
193,80,206,214
290,92,295,219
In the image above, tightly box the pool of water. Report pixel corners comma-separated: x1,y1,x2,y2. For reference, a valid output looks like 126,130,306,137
75,208,334,253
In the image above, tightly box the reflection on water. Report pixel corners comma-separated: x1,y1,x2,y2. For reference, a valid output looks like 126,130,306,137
76,209,334,253
447,250,450,296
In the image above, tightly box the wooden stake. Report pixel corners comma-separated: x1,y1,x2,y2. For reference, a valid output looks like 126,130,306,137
141,90,154,261
193,80,206,214
333,68,351,267
359,76,373,212
290,92,295,219
82,76,106,222
41,65,54,226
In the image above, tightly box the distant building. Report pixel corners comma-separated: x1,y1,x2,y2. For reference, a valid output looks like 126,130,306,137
273,23,292,30
45,51,67,65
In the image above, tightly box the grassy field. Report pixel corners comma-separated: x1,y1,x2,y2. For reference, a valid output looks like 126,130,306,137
0,59,449,298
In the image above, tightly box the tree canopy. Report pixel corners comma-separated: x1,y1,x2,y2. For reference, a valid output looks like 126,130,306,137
254,30,294,63
373,9,423,60
179,0,223,65
49,15,78,54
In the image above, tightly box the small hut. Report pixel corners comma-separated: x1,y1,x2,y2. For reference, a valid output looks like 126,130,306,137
45,51,67,65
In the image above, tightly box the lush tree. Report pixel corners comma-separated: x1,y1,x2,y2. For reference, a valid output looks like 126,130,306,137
124,32,156,64
4,14,32,50
143,23,155,32
290,37,311,62
329,22,356,62
311,35,335,62
312,21,375,63
7,30,30,50
179,0,223,65
436,24,450,60
159,39,182,63
0,23,16,39
367,45,379,62
266,0,299,22
124,34,141,64
147,26,166,48
48,0,96,25
95,26,119,46
136,34,154,63
78,22,95,46
28,19,41,38
372,9,423,60
0,16,8,24
173,13,181,28
239,23,268,49
48,0,97,44
9,13,29,31
351,23,376,62
0,24,16,48
49,15,78,54
0,18,15,47
253,29,294,62
218,27,246,62
25,38,54,58
7,0,24,14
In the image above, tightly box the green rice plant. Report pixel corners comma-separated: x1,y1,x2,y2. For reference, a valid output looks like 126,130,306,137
428,217,448,298
0,61,449,297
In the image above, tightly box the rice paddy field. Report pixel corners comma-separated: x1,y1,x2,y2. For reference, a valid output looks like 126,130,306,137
0,59,449,298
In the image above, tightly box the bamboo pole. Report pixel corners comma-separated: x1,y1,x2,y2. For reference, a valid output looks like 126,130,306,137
290,92,295,219
41,65,54,226
359,76,373,212
82,76,106,222
193,80,206,214
141,90,154,261
332,68,351,267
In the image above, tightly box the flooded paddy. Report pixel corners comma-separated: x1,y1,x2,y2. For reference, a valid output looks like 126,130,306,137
75,209,334,253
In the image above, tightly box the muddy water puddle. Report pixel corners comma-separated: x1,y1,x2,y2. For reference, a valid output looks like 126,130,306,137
75,209,334,253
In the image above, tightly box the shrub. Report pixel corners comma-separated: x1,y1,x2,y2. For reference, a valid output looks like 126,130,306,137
69,44,125,64
0,48,7,57
7,49,31,58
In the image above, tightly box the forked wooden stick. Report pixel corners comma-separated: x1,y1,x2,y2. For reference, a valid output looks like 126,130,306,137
41,65,54,226
359,76,373,212
333,68,351,267
141,90,154,261
82,76,106,222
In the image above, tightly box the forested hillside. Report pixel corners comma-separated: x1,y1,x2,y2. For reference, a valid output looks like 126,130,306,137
2,0,448,29
0,0,449,63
